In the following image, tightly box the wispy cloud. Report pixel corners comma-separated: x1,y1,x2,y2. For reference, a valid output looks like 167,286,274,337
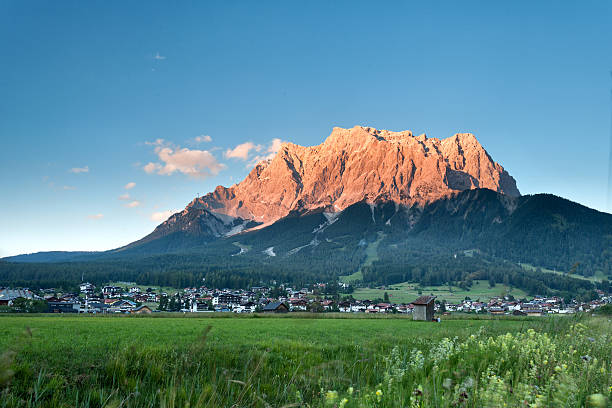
125,200,141,208
225,142,261,160
154,52,166,60
224,138,284,167
87,214,103,220
143,139,225,179
150,209,179,222
62,185,76,191
118,193,130,200
69,166,89,174
194,135,212,143
124,182,136,190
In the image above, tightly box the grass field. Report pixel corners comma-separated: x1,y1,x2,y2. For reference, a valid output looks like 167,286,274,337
519,263,608,283
352,280,529,303
0,314,610,407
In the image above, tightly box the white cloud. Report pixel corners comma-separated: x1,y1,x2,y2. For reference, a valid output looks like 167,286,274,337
194,135,212,143
118,193,130,200
225,142,261,160
143,139,225,179
126,201,141,208
154,52,166,60
62,185,76,191
87,214,103,220
145,139,165,147
124,182,136,190
268,138,283,154
69,166,89,174
143,162,161,174
150,209,179,222
249,138,285,166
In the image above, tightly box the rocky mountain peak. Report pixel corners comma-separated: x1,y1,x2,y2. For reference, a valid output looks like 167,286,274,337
181,125,519,225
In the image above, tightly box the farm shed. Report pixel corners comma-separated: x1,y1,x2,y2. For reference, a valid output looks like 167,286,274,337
412,295,436,321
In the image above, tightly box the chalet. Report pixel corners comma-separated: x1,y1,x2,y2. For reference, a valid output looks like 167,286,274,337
512,310,527,316
102,286,122,298
524,308,545,317
375,303,392,313
412,295,436,321
0,289,38,306
79,282,94,295
85,302,109,313
321,300,335,311
191,300,211,312
213,293,242,306
338,301,351,313
263,302,289,313
236,301,256,313
350,303,367,313
47,301,78,313
290,298,308,311
108,300,136,313
131,305,152,314
396,304,412,314
489,306,506,315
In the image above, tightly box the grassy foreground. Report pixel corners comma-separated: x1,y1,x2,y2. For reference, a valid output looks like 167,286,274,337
0,314,610,407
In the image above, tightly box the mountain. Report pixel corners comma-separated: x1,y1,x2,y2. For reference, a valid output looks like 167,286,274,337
134,125,519,245
192,126,519,225
2,125,610,296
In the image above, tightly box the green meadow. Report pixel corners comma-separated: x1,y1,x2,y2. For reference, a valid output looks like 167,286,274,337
352,280,529,304
0,314,610,407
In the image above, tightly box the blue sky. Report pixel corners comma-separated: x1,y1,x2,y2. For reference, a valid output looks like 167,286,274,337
1,1,611,257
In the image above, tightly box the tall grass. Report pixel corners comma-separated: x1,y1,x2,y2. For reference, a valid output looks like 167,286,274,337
0,314,609,407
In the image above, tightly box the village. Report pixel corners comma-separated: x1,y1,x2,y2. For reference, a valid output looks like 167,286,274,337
1,281,610,319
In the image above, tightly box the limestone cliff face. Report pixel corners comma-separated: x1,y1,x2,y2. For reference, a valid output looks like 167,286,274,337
189,126,519,224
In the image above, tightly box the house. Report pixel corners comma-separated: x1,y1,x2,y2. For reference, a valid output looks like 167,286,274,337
489,306,506,315
338,301,351,313
86,302,109,314
290,298,308,311
412,295,436,321
79,283,94,295
396,304,412,314
47,301,79,313
236,301,256,313
213,293,242,306
102,286,122,298
263,302,289,313
131,305,152,314
0,289,38,306
524,308,545,317
191,301,210,312
321,300,335,311
108,299,136,313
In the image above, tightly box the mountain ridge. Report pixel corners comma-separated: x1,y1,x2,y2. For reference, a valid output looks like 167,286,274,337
188,125,519,226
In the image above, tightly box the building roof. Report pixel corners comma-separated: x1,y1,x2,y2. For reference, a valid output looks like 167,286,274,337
412,295,436,305
0,289,37,301
263,301,287,311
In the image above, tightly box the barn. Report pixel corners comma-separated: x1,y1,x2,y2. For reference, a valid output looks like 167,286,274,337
412,295,436,321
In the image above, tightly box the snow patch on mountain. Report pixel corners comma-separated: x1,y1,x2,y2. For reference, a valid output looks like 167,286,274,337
263,247,276,257
287,237,320,255
313,211,341,234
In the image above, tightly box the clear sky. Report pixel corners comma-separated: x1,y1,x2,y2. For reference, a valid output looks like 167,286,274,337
1,1,611,257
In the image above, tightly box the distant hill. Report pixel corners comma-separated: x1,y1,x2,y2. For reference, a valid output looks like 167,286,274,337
4,251,99,263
